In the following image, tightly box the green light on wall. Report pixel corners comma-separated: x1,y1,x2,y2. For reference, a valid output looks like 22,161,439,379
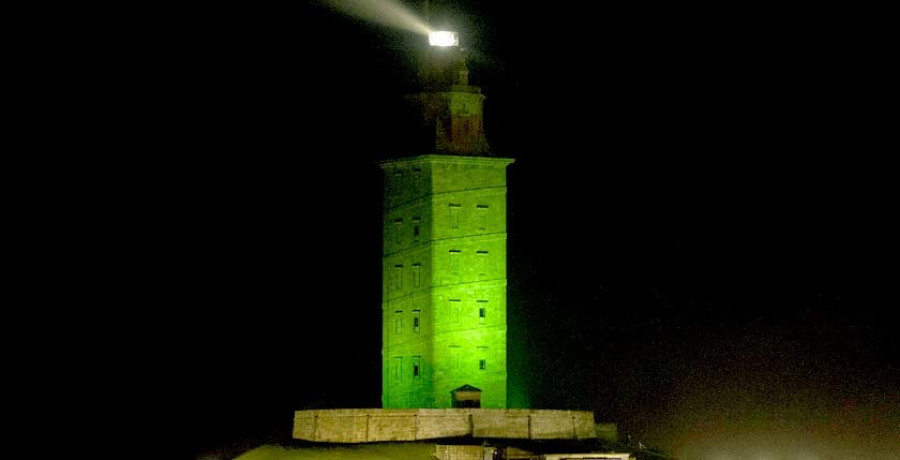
380,155,513,409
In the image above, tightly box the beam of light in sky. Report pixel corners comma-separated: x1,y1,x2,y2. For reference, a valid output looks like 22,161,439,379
320,0,431,36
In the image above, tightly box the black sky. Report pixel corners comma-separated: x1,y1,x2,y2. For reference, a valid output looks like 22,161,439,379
140,2,898,458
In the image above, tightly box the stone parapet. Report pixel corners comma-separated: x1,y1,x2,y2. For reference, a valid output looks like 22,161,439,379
293,409,596,443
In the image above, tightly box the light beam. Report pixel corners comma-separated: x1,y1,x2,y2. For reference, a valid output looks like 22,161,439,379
321,0,432,36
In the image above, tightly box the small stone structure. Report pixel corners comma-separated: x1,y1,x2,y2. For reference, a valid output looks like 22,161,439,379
451,384,482,408
293,408,597,443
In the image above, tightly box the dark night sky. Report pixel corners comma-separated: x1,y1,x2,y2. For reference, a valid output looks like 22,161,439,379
133,2,897,458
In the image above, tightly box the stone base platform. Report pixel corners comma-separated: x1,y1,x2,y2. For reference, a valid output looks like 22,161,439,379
293,408,597,443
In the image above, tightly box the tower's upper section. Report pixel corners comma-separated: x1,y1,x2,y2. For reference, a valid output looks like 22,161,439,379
379,154,514,210
403,38,492,156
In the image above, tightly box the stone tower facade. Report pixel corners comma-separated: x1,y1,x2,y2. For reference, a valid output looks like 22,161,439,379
380,44,513,409
380,155,513,409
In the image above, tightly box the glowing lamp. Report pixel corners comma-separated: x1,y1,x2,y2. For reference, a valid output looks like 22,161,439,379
429,31,459,47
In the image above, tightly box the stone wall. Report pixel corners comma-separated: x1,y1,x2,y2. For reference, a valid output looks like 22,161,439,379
293,409,596,443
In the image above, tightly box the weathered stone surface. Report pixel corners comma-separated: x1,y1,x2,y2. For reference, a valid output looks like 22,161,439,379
368,413,417,442
417,411,470,439
471,412,529,438
531,414,577,439
434,444,495,460
313,414,368,443
293,409,597,443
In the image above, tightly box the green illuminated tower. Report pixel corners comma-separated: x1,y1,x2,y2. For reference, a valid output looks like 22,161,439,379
380,42,513,409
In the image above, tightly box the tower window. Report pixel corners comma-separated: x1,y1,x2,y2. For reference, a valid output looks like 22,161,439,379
412,263,421,288
392,357,402,381
478,346,488,371
477,300,487,323
449,299,461,323
476,250,488,277
393,219,403,247
412,356,421,378
476,205,489,231
450,346,461,370
412,168,421,185
413,310,420,333
394,310,402,334
412,217,421,243
449,250,461,275
393,265,403,290
449,204,461,229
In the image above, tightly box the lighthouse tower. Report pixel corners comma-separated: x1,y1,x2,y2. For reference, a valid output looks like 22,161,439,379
380,35,513,409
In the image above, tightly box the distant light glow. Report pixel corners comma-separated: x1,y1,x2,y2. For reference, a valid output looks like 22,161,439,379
429,31,459,47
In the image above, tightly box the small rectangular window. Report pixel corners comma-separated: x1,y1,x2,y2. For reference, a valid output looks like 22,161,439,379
412,217,421,242
394,311,402,334
450,346,461,370
392,357,402,381
393,219,403,247
449,299,461,323
394,264,403,290
412,263,421,288
413,309,420,333
412,168,421,185
478,346,488,371
449,250,460,275
412,356,421,378
476,205,489,231
476,250,488,277
477,300,487,323
449,204,461,229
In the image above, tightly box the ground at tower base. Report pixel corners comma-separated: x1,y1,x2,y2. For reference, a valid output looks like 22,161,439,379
233,442,637,460
234,443,635,460
232,433,642,460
